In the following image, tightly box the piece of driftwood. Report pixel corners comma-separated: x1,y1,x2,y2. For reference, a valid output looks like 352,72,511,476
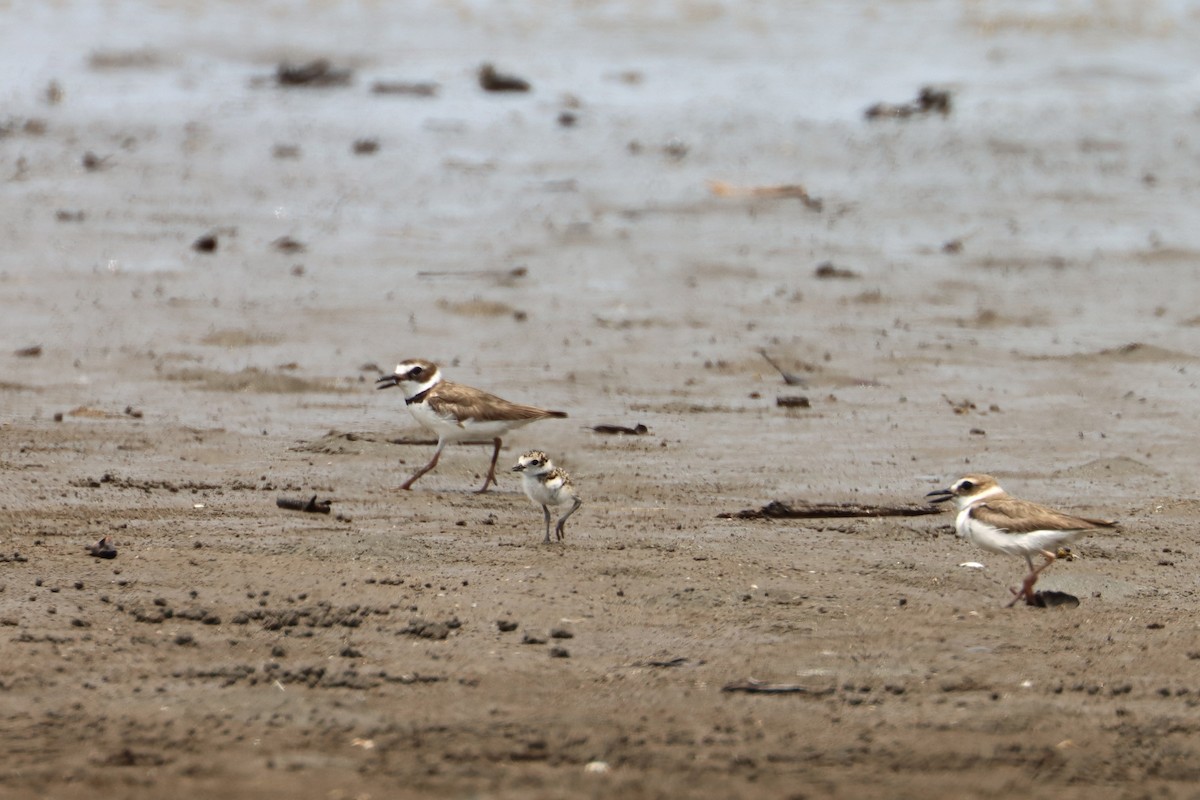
478,63,530,92
814,261,860,279
723,679,819,695
633,656,701,669
719,500,943,520
590,423,650,436
371,80,439,97
865,86,952,119
417,267,527,280
88,535,117,559
276,59,352,88
708,180,823,211
276,495,332,514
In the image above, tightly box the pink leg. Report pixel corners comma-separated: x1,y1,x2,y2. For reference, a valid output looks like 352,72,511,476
475,437,503,493
400,439,445,490
1006,573,1039,607
1006,550,1057,607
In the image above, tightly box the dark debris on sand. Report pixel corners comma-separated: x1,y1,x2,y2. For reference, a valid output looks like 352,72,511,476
865,86,952,120
479,63,530,92
720,500,943,520
276,59,353,88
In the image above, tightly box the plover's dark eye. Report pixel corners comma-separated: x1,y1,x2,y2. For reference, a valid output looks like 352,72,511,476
531,459,541,466
959,480,974,491
408,366,422,377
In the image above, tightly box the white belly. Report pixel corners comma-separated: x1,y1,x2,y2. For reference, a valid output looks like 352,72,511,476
956,508,1085,556
522,474,568,507
406,401,532,442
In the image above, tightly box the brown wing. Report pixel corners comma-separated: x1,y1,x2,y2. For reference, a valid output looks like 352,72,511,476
430,381,568,423
971,497,1117,533
547,466,574,489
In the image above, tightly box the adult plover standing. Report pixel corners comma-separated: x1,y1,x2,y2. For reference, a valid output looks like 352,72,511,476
926,473,1117,606
376,359,567,493
512,450,582,543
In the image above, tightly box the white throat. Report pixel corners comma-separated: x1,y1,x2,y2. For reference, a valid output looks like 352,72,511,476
958,484,1005,510
403,369,442,401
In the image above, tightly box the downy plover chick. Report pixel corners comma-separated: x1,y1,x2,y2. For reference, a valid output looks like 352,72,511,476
376,359,567,493
512,450,582,543
926,473,1117,606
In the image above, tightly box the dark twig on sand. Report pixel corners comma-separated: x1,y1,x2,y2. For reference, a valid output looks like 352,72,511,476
865,86,952,120
590,423,650,436
719,500,943,520
637,656,699,668
723,679,817,695
276,59,352,88
371,80,439,97
757,349,808,386
478,63,530,92
277,495,332,514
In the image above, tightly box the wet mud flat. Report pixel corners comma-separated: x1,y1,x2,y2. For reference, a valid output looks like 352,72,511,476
2,411,1200,799
5,1,1200,798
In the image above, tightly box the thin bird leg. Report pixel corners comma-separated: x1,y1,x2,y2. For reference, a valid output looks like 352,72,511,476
554,496,583,542
1006,553,1041,608
476,437,503,493
400,438,446,490
1018,549,1063,606
1030,549,1058,578
1007,550,1061,607
541,505,552,544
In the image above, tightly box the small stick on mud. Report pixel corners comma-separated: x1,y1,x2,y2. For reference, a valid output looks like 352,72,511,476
417,267,527,281
478,63,531,92
276,59,352,88
590,423,650,436
371,80,439,97
707,180,823,211
637,656,696,668
722,679,813,695
719,499,944,520
758,349,808,386
276,495,332,514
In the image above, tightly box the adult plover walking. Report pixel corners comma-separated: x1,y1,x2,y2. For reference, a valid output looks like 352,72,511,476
512,450,582,543
376,359,567,492
926,474,1117,606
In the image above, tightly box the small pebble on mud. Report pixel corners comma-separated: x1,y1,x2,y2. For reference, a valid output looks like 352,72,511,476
478,63,530,92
